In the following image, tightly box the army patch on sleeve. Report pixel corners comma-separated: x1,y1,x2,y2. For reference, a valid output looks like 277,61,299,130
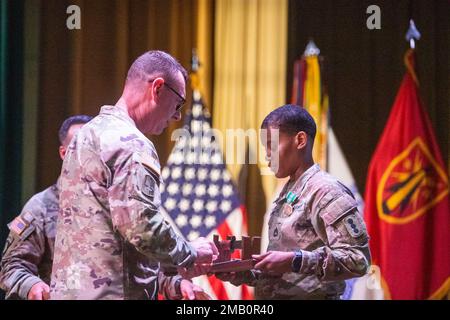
8,212,36,240
343,214,364,238
134,152,161,178
142,174,157,201
9,216,28,236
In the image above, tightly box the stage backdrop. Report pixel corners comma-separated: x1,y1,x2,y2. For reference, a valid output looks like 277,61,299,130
37,0,206,191
1,0,449,259
287,0,450,194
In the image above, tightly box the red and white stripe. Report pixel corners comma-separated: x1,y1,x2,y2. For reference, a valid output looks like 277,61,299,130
192,206,254,300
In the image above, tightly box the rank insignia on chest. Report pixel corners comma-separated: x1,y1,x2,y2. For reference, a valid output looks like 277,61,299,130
273,227,279,237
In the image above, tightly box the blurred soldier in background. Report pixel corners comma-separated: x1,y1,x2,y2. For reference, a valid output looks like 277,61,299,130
0,115,92,299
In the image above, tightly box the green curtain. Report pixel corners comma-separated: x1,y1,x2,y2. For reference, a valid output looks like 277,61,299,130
0,0,24,285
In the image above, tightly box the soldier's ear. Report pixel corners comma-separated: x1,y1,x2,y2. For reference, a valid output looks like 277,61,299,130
295,131,308,150
59,145,66,161
151,78,164,98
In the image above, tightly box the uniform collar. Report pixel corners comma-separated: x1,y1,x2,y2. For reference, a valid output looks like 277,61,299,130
291,163,321,194
99,105,137,128
55,176,62,199
275,164,321,203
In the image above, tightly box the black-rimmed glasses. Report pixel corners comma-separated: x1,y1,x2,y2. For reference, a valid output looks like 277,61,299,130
164,82,186,112
148,79,186,112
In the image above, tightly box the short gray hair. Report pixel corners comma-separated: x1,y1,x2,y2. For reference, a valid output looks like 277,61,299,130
126,50,188,85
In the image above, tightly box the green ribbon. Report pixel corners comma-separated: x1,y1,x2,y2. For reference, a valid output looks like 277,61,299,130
285,191,298,204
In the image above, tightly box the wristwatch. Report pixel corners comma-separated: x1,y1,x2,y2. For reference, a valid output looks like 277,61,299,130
291,250,303,273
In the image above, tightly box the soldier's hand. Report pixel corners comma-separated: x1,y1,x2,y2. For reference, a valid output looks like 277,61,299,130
180,280,212,300
28,281,50,300
252,251,295,274
190,237,219,264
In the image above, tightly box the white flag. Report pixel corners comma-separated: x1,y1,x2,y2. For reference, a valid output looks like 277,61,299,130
328,128,384,300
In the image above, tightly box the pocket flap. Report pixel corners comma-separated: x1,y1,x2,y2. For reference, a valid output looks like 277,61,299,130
321,194,356,225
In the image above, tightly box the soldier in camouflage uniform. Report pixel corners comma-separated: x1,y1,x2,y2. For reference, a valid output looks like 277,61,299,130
218,105,371,299
0,115,92,299
50,51,218,300
0,114,204,300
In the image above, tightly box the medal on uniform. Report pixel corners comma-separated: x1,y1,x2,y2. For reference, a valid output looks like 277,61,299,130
282,191,297,216
282,203,293,216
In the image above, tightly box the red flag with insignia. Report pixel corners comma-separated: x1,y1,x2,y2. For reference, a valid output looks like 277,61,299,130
364,49,450,299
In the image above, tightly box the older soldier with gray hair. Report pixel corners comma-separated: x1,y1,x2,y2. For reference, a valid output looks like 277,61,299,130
0,115,92,300
50,50,218,300
217,105,371,299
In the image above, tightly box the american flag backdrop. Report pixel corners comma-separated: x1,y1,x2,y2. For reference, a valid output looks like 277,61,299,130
160,90,253,300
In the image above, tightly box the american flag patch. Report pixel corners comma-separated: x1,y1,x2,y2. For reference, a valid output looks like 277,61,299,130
9,216,27,236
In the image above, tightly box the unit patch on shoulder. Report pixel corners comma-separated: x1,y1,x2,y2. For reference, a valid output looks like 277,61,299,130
343,214,364,238
135,153,161,177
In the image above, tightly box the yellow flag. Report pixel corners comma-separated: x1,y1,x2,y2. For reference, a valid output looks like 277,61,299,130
302,54,328,169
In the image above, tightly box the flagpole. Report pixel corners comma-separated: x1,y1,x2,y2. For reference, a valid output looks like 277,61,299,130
190,48,201,101
191,48,200,73
303,40,320,57
405,19,421,49
404,20,420,84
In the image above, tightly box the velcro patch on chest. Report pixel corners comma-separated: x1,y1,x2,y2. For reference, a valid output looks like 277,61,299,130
343,214,364,238
270,222,282,241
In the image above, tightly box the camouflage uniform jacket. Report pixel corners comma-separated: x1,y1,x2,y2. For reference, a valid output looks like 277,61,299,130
233,164,371,299
0,182,184,300
50,105,196,300
0,183,59,299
